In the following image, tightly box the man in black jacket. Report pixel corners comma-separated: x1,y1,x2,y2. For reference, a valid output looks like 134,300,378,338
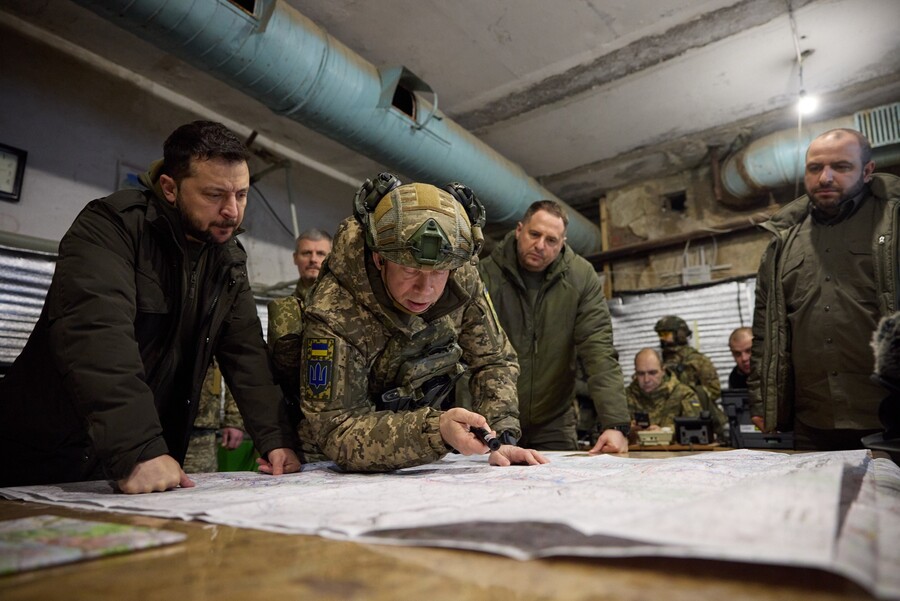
0,121,300,493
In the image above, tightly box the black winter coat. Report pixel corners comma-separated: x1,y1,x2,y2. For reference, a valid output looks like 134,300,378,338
0,179,294,485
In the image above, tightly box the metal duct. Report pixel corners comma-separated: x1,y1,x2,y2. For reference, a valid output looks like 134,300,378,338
721,117,851,198
722,103,900,198
72,0,603,254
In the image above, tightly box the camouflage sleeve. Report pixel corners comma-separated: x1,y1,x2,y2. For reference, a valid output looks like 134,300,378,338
458,278,521,438
676,385,702,418
194,364,223,429
222,383,244,430
266,296,304,396
694,354,722,401
300,314,448,472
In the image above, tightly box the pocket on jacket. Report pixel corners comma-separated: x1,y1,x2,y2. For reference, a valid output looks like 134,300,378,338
845,244,876,304
781,251,816,305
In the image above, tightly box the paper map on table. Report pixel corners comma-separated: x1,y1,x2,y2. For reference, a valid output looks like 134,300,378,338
1,450,897,599
0,514,185,574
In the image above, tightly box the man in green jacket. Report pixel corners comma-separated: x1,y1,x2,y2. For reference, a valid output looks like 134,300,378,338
0,121,300,492
479,200,630,452
750,128,899,450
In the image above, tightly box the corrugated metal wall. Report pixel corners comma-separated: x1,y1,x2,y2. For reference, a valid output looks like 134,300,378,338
608,278,757,388
0,245,55,368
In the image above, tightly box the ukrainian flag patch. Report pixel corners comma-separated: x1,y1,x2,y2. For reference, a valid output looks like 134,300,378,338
306,337,335,400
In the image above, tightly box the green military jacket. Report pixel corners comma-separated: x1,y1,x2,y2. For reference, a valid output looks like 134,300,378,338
626,371,702,429
750,173,899,431
478,231,629,434
300,218,521,472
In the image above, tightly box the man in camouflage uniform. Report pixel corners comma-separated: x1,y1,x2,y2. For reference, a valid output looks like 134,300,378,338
183,359,245,473
654,315,727,440
267,229,333,461
627,348,702,440
292,228,332,301
301,174,548,472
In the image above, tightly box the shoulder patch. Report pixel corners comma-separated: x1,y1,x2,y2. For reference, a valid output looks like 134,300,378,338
305,337,335,400
483,289,502,333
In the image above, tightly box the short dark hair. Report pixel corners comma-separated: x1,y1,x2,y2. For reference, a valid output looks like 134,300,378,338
521,200,569,230
811,128,873,164
162,121,250,183
297,228,332,245
295,229,333,253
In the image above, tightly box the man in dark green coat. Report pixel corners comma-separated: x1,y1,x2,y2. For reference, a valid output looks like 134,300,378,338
750,128,899,450
479,200,630,452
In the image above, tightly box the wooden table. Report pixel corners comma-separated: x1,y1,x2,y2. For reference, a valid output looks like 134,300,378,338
0,452,879,601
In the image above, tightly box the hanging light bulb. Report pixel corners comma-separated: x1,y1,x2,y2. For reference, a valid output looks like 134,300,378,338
797,89,818,115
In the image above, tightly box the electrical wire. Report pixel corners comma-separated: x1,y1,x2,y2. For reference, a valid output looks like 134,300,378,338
250,184,295,240
786,0,806,198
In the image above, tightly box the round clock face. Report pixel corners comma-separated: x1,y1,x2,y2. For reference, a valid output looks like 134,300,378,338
0,149,20,195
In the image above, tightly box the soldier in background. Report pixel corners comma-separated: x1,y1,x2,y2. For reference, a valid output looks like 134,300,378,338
291,228,333,303
183,359,245,473
727,327,753,390
300,174,547,472
654,315,727,441
267,229,333,462
627,348,702,441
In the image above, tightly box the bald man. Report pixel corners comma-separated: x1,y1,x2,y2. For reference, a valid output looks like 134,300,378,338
727,327,752,390
627,348,702,437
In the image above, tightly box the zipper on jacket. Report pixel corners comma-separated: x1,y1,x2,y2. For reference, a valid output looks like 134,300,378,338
188,270,198,301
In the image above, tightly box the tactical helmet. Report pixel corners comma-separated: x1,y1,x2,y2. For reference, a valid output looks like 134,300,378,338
654,315,692,345
353,173,485,270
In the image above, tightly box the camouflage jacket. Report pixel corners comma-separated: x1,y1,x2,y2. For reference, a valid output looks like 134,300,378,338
626,371,701,429
266,277,318,397
193,359,243,431
662,345,722,403
301,218,521,472
662,344,727,439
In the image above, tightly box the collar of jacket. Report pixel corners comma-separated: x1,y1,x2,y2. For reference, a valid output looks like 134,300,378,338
761,173,899,236
630,370,679,401
327,217,472,336
662,344,695,364
492,229,571,289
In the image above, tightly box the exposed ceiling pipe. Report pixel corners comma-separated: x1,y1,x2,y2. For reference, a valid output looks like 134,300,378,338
71,0,603,254
721,117,852,199
722,106,900,199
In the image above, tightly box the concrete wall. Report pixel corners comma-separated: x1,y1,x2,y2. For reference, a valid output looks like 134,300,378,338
604,165,778,292
0,26,354,289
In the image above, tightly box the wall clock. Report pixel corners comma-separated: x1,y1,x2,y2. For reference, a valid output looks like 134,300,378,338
0,143,27,202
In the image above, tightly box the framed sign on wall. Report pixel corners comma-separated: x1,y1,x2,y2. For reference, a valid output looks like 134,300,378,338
0,143,27,203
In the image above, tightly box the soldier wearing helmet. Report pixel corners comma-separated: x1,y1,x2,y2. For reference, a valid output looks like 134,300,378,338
654,315,727,441
299,174,547,472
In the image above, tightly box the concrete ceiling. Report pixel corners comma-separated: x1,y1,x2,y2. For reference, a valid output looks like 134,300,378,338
4,0,900,227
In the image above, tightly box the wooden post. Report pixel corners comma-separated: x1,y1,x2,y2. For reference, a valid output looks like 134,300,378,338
599,196,612,299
